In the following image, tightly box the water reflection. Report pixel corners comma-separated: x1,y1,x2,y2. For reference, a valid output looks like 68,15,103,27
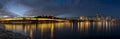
77,22,90,32
3,21,119,39
4,22,72,39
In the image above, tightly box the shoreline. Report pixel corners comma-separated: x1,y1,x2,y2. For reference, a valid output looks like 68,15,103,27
0,28,30,39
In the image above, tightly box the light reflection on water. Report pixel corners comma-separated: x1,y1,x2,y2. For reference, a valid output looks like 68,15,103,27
1,21,120,39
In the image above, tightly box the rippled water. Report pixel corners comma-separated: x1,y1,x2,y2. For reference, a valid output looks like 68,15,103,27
1,21,120,39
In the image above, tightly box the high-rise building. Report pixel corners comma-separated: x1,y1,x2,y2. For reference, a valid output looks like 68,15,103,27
96,12,101,18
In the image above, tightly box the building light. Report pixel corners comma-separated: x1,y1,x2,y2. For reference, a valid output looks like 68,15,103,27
80,16,85,20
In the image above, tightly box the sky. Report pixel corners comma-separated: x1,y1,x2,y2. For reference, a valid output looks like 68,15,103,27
0,0,120,17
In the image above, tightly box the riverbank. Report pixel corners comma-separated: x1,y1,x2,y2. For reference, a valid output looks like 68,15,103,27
0,29,30,39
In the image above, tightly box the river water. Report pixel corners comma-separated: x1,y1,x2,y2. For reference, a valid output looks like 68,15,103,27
1,21,120,39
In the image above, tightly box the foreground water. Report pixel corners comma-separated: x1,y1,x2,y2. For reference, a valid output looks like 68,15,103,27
1,21,120,39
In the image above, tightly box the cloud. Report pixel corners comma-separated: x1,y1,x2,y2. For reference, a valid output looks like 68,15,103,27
20,0,83,16
4,1,33,16
1,0,118,17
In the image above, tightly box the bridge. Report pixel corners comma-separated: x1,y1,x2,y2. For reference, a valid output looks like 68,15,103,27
0,16,69,23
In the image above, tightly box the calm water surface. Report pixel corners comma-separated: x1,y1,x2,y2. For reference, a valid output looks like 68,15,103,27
1,22,120,39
